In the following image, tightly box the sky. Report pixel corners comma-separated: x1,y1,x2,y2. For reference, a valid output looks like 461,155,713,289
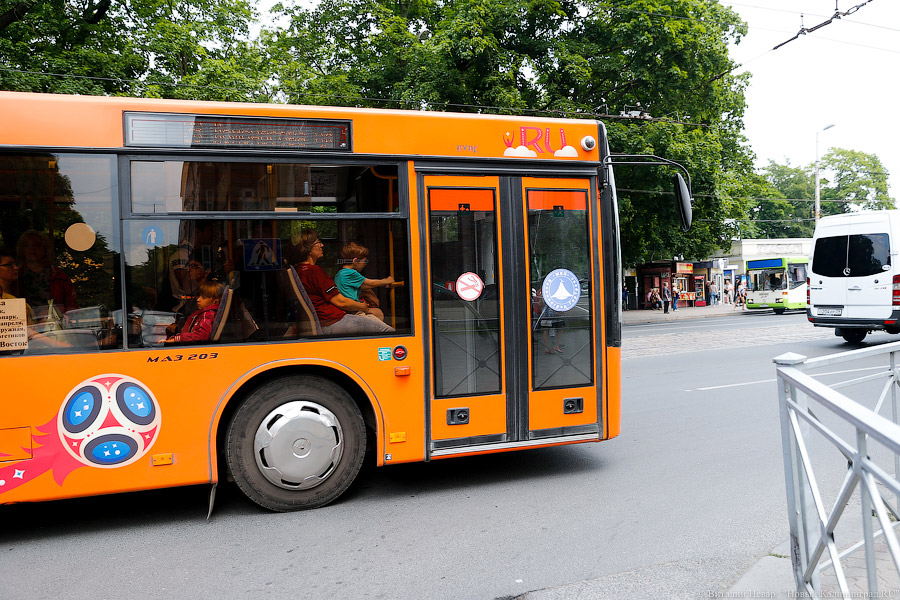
721,0,900,200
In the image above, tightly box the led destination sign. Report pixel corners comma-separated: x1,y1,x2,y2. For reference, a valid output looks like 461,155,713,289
125,112,351,151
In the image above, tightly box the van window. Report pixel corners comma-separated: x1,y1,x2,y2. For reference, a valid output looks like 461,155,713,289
812,233,890,277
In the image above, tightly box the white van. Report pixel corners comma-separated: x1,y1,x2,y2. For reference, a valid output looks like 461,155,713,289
808,210,899,343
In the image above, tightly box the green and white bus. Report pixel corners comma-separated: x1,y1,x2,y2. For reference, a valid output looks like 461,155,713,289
746,257,809,314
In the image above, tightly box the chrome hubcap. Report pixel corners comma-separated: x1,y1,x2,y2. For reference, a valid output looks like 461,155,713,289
254,401,343,490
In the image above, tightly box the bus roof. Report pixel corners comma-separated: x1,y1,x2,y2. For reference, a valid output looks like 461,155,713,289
0,91,603,162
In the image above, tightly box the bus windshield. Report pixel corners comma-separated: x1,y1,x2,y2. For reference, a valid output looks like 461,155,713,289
749,268,786,291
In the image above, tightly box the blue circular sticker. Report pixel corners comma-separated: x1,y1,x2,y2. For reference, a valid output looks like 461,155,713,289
542,269,581,312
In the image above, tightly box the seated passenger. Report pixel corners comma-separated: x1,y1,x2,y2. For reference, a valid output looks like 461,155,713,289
295,229,394,336
165,280,224,344
17,229,78,314
334,241,394,322
0,264,69,350
176,252,212,318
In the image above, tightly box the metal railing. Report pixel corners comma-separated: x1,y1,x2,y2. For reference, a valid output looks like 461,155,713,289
775,343,900,598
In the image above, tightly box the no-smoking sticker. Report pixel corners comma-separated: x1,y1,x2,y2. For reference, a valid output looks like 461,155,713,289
456,272,484,302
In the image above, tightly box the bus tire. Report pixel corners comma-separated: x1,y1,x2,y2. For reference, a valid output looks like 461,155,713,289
225,375,366,512
841,330,866,344
773,308,785,315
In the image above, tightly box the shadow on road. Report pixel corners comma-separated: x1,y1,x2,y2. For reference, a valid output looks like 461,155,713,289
1,443,609,538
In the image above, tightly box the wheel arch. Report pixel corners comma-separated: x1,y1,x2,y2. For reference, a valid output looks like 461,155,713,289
208,360,384,483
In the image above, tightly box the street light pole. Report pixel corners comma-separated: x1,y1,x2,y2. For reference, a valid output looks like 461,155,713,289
815,124,835,222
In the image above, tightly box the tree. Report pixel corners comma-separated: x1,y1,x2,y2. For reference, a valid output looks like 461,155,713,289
746,149,895,239
3,0,776,265
750,160,816,239
267,0,755,266
820,148,894,211
0,0,273,101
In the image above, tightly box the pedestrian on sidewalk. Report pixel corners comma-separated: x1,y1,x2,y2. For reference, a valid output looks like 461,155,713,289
672,285,679,311
724,279,733,304
662,283,672,314
709,281,718,305
649,287,662,310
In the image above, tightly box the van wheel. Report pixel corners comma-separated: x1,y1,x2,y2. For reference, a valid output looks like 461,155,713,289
773,308,785,315
226,376,366,512
841,330,866,344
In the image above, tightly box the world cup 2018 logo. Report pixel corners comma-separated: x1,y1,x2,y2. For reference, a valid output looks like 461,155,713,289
58,375,161,468
0,374,162,498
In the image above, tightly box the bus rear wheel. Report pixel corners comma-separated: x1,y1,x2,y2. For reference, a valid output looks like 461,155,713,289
226,375,366,511
773,308,785,315
841,330,866,344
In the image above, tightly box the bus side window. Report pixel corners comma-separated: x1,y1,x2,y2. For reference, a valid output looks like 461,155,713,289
0,153,121,356
125,217,411,345
279,219,410,338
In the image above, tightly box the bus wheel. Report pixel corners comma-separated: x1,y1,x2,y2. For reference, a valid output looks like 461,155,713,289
226,376,366,511
773,308,785,315
841,330,866,344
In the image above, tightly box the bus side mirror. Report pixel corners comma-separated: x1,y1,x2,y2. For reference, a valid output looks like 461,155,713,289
674,173,693,232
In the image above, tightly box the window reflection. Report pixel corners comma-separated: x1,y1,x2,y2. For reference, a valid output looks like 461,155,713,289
528,189,593,389
131,162,399,213
428,188,501,398
0,153,121,355
124,218,410,346
812,234,890,278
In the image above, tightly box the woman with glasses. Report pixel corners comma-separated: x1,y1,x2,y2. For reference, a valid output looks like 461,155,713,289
295,229,394,336
0,248,21,302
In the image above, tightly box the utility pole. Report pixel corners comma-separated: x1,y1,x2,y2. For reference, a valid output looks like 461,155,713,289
814,124,835,222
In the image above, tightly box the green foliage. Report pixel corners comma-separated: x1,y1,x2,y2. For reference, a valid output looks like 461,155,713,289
821,148,893,211
746,150,895,239
0,0,273,101
7,0,893,264
267,0,755,266
749,160,817,239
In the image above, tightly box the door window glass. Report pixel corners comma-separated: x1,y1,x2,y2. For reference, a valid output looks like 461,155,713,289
428,188,501,398
848,234,890,276
528,189,593,389
813,234,890,277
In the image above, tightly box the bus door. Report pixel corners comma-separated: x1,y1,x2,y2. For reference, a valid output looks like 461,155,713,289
424,175,601,455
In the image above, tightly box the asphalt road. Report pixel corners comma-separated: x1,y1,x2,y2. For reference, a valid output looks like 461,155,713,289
2,312,894,600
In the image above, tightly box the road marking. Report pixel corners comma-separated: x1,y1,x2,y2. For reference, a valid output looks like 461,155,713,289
694,366,886,391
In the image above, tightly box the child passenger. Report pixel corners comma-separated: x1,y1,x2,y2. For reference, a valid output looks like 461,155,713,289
165,280,224,343
333,242,394,321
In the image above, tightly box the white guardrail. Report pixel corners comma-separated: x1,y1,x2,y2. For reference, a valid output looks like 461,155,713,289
775,344,900,598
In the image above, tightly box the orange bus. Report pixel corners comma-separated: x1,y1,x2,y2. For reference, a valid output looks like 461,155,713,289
0,92,683,511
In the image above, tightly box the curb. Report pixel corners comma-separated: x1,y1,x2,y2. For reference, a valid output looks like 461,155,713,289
623,308,761,326
726,540,795,599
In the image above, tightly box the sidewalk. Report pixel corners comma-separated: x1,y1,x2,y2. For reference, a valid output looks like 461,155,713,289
622,300,753,325
620,300,900,598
